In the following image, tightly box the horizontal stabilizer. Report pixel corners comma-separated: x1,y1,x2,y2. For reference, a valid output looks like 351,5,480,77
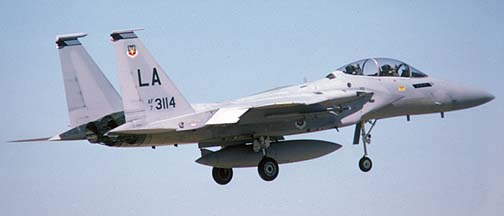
8,137,52,143
8,133,74,142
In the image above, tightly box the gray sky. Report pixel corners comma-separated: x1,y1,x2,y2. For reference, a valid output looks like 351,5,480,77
1,0,502,215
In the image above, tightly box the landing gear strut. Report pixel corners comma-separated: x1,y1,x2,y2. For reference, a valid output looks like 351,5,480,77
354,120,377,172
212,167,233,185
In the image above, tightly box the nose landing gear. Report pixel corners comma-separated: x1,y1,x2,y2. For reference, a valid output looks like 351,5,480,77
354,120,377,172
359,156,372,172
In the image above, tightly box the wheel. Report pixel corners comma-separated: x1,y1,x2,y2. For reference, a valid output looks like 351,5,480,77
359,156,372,172
258,157,279,181
212,167,233,185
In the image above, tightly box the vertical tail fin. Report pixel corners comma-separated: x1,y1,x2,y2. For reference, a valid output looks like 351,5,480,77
110,29,194,126
56,33,122,127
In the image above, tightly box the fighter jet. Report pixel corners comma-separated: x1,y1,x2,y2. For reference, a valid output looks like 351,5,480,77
12,29,494,185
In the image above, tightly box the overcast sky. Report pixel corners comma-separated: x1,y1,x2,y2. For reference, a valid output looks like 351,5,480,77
0,0,502,215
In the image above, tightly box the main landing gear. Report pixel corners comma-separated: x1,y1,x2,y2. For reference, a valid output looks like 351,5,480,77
258,157,279,181
253,136,279,181
211,136,279,185
212,167,233,185
354,120,377,172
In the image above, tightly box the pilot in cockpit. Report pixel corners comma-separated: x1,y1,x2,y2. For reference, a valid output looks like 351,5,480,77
400,66,411,77
380,64,398,77
391,65,398,76
345,64,362,75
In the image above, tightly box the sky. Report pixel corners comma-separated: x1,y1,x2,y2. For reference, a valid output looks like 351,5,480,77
0,0,503,215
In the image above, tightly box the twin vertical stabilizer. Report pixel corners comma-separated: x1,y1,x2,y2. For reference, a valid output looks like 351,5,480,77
56,34,122,128
110,29,194,127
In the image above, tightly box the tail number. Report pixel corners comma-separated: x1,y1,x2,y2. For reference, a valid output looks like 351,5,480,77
148,97,176,110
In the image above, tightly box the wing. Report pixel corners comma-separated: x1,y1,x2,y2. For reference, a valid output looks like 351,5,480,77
109,88,377,135
206,89,373,125
108,88,371,134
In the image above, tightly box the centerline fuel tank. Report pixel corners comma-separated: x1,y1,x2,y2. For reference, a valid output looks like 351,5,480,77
196,139,342,168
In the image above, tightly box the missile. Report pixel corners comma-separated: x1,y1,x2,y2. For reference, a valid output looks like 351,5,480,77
196,139,342,168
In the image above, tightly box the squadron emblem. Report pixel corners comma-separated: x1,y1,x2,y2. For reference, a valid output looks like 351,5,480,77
127,44,137,58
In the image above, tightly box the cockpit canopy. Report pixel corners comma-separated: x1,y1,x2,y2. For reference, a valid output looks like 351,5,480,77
328,58,428,79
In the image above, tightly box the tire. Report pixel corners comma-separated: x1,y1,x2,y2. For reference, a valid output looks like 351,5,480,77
212,167,233,185
359,156,372,172
258,157,279,181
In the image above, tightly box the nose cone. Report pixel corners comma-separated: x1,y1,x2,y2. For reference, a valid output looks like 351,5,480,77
471,90,495,105
447,83,494,110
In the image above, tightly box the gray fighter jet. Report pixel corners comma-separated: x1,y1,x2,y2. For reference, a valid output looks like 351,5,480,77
13,29,494,185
